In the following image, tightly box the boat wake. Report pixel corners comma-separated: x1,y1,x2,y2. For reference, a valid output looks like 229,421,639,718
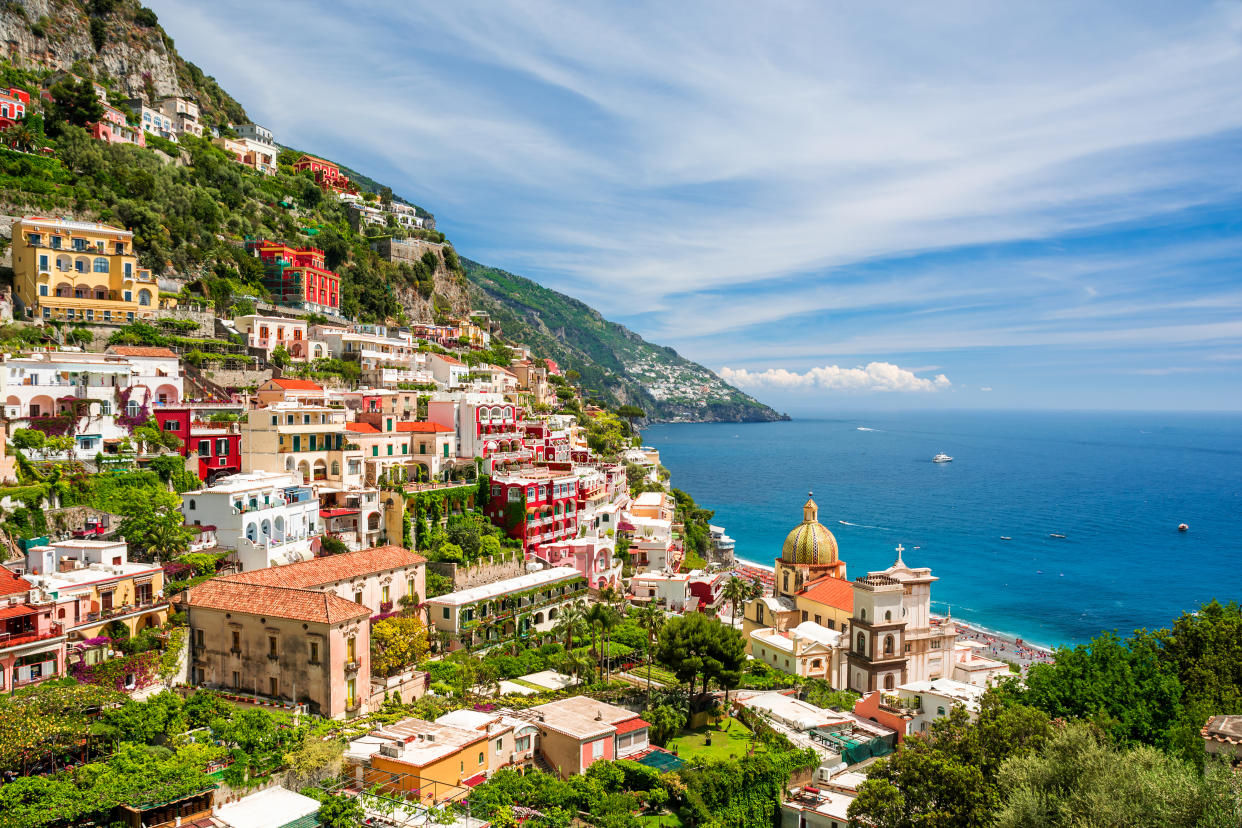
838,520,898,532
856,427,879,432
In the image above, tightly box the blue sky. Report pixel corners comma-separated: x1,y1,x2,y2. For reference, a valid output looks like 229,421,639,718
151,1,1242,412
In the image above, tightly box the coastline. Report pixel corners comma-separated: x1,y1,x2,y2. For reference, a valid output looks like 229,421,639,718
726,557,1057,671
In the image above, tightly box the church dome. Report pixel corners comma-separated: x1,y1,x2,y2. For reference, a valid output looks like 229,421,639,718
781,493,840,566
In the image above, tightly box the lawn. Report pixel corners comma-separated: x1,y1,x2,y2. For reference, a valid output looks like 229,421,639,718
665,718,756,762
637,813,686,827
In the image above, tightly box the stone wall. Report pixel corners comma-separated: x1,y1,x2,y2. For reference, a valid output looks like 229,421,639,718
43,506,120,539
428,556,529,591
199,365,274,390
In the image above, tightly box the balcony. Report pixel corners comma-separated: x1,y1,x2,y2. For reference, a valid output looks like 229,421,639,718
379,601,393,613
345,698,361,713
344,658,361,674
0,622,64,650
82,601,166,625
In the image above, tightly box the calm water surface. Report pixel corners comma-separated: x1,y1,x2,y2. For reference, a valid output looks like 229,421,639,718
644,411,1242,647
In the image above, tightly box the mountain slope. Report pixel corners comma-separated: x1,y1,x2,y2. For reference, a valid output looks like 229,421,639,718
465,259,786,423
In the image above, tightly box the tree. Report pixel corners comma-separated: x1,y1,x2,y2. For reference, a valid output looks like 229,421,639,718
615,404,645,436
995,722,1242,828
2,122,37,152
11,428,46,455
370,616,429,676
379,185,393,205
46,79,105,136
723,576,750,629
119,503,195,561
654,613,745,698
270,344,292,369
553,600,587,652
644,704,686,746
630,603,666,701
318,793,364,828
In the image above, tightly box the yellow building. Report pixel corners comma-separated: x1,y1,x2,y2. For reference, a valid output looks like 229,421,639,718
350,717,488,804
743,495,853,640
11,216,159,323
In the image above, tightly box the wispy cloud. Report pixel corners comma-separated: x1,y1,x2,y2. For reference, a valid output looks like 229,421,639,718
719,363,951,393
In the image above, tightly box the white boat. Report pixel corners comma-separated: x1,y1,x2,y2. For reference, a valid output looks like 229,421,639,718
933,452,953,463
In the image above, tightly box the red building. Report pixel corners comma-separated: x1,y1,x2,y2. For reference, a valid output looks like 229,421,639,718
487,468,580,553
0,568,66,693
0,87,28,130
153,407,242,483
245,239,341,315
291,154,352,192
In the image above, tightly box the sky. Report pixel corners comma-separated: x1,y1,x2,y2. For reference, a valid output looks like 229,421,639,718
150,0,1242,413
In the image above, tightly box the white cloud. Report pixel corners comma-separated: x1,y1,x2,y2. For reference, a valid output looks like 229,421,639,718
980,386,994,392
718,362,951,393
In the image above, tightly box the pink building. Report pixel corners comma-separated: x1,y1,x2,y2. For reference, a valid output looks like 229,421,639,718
532,538,621,591
0,568,67,693
523,696,649,778
90,102,146,147
0,87,29,130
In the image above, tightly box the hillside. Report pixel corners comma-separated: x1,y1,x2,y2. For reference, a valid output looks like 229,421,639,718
0,0,246,129
465,260,786,422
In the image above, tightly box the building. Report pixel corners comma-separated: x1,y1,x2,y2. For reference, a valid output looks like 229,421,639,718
629,569,727,612
126,100,176,140
180,472,319,570
158,96,202,137
435,708,540,773
0,86,28,129
1202,716,1242,762
0,568,66,693
846,547,959,694
485,468,580,553
749,621,845,684
292,154,351,192
630,491,673,522
233,315,310,361
532,537,622,591
425,354,470,389
519,696,650,778
181,578,370,719
245,239,341,315
781,786,855,828
425,566,587,649
428,396,529,468
350,414,457,484
19,540,167,640
254,377,329,406
10,216,159,322
733,690,896,776
219,545,426,616
370,236,441,267
895,679,987,735
234,124,277,174
153,407,242,482
345,716,489,804
240,403,359,488
622,515,681,572
90,101,145,146
742,496,853,641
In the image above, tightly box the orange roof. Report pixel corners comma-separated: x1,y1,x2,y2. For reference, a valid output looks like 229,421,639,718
395,422,454,433
269,378,324,391
346,422,381,434
182,579,369,624
108,346,178,358
433,354,464,366
222,545,426,590
798,575,854,612
0,568,30,599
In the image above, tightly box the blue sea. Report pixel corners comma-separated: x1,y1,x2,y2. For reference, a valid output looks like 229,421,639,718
644,412,1242,648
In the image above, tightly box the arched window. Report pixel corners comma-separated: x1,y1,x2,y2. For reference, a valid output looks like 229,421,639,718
74,256,89,273
126,399,141,418
856,632,866,653
93,257,109,273
885,610,892,622
937,706,946,717
188,500,196,510
138,289,152,306
56,254,71,272
860,608,867,621
884,674,895,690
884,634,894,655
330,460,340,476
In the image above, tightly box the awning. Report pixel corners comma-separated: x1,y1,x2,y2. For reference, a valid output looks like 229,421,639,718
461,773,488,788
0,604,35,620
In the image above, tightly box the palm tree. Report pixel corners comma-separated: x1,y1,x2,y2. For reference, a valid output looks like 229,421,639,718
2,123,36,152
631,603,666,702
584,602,611,681
724,576,750,629
553,600,587,653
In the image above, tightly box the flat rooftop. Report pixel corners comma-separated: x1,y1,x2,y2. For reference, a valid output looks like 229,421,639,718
427,566,580,607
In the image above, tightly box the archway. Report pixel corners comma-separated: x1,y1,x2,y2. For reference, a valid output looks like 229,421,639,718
155,384,178,404
884,674,895,690
312,460,327,481
5,395,20,417
367,513,381,531
297,460,311,483
28,394,54,418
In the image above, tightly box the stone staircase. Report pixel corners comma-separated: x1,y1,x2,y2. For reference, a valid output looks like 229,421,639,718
183,363,232,402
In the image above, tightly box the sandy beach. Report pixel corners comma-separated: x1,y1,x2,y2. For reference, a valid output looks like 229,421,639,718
941,615,1057,673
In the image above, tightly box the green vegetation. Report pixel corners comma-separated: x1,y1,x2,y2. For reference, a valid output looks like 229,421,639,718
665,719,754,762
464,259,784,422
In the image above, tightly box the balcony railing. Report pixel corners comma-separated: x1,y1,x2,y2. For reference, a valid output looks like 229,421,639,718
344,659,361,674
83,601,165,624
0,622,63,649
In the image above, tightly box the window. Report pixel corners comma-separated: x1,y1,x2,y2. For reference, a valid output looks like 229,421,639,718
188,500,196,511
592,739,605,759
937,706,947,717
138,289,151,306
478,752,484,765
231,631,241,652
218,439,229,456
856,632,866,653
516,735,531,751
194,629,204,647
198,439,210,456
814,614,822,625
884,635,894,655
354,590,363,605
347,636,357,662
93,257,109,273
443,607,450,619
269,677,278,697
408,577,416,599
860,608,867,620
310,641,320,663
268,636,277,657
381,585,390,603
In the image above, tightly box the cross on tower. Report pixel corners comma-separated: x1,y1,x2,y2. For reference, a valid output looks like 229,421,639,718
894,543,905,564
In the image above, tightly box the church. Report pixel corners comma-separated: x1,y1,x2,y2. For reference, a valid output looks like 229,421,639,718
742,494,982,692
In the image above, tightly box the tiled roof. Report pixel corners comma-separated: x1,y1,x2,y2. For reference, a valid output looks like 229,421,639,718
223,545,426,590
182,579,369,625
798,575,854,612
346,422,381,434
613,717,650,735
270,378,324,391
395,422,454,433
0,568,30,598
433,354,464,366
107,346,178,358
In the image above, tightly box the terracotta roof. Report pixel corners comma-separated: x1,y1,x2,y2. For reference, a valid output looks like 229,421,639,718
222,545,426,590
433,354,464,366
346,422,381,434
269,378,324,391
320,508,360,518
182,579,369,625
107,346,178,358
395,422,454,433
613,717,650,735
797,575,854,612
0,568,30,598
0,603,36,620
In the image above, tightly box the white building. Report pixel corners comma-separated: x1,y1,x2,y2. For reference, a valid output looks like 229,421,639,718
895,679,987,735
750,621,845,684
181,471,320,570
158,96,202,137
425,567,588,648
427,394,526,464
426,353,470,388
233,315,310,361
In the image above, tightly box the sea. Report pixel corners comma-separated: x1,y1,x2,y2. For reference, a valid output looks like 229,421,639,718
643,411,1242,648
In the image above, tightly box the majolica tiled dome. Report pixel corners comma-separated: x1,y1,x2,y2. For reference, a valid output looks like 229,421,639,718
781,493,839,566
